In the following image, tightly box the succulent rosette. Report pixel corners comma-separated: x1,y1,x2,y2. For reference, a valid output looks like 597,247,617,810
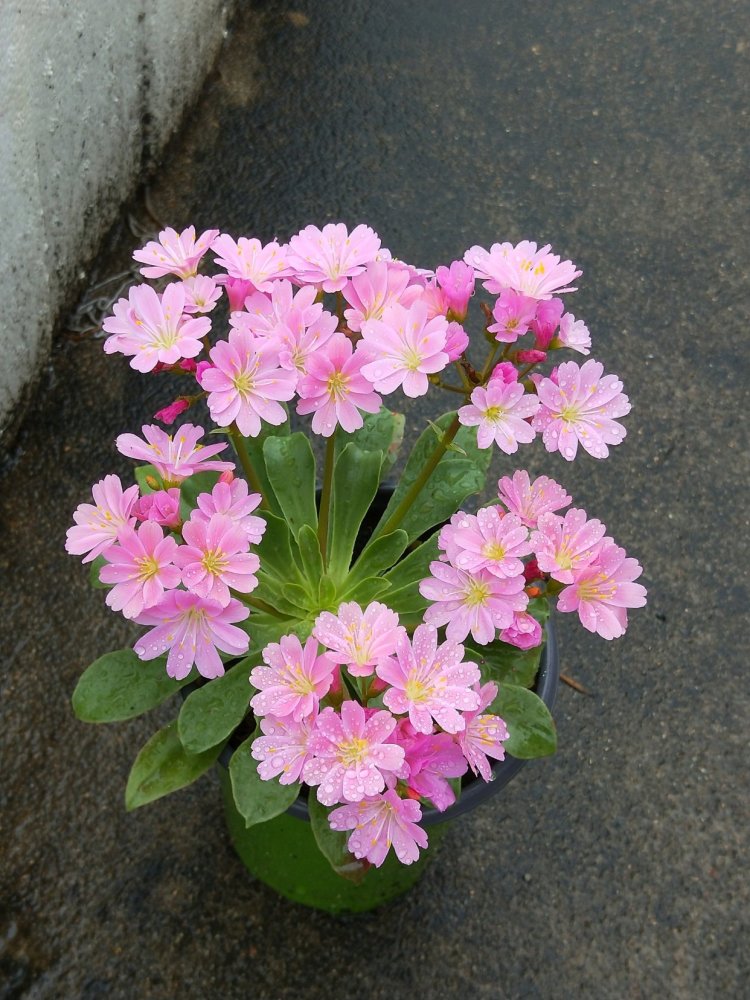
69,222,646,879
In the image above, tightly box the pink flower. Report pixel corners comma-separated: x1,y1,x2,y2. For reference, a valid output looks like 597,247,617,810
303,701,405,805
516,349,547,364
397,725,468,811
116,423,234,484
154,399,190,424
296,332,381,436
360,300,450,397
557,540,647,639
275,309,338,377
464,240,582,299
532,359,630,460
376,624,480,734
133,488,182,529
342,260,420,332
288,223,381,292
66,474,139,563
211,233,292,290
217,275,256,312
444,321,469,361
176,513,260,606
239,280,323,336
420,562,528,645
531,508,607,584
418,279,450,319
192,479,265,544
458,682,509,780
458,382,539,452
488,289,538,343
329,790,428,867
499,611,543,650
99,522,181,619
199,327,297,436
530,297,564,349
102,283,210,373
250,635,336,721
251,714,316,784
134,592,250,679
313,601,405,678
435,260,475,321
181,275,222,314
447,507,532,579
497,470,572,528
488,361,519,385
557,312,592,355
133,226,219,279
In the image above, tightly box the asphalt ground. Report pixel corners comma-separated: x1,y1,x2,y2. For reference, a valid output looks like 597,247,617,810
1,1,748,997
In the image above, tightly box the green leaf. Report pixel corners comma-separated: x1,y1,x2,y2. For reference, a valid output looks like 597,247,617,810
254,511,306,587
381,533,440,615
334,407,404,473
178,470,220,520
308,795,369,883
318,574,337,608
527,595,550,625
125,721,224,810
297,524,324,586
465,632,546,689
88,555,108,590
489,683,557,759
328,444,383,581
237,416,290,515
281,582,315,612
373,412,491,542
72,649,192,722
229,733,300,827
264,433,318,538
177,656,256,754
134,464,161,494
343,577,392,605
343,530,409,595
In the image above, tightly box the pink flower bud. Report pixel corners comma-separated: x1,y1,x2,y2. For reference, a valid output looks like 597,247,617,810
133,488,182,529
154,399,190,424
488,361,519,385
530,297,564,349
435,260,475,321
516,349,547,364
195,361,212,384
217,275,255,312
523,558,543,583
219,469,235,485
444,321,469,361
179,358,198,373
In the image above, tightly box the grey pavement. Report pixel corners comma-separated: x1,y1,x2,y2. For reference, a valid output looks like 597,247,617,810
1,2,749,998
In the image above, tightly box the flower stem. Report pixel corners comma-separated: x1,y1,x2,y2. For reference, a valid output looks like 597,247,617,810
375,414,462,538
318,428,337,565
228,423,268,508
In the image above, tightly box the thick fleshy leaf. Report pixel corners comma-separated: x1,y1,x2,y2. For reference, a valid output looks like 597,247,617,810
229,732,301,828
308,795,369,884
344,530,409,595
72,649,192,722
343,577,392,605
373,412,491,542
235,421,289,515
281,583,315,613
381,532,440,614
318,574,337,608
263,433,318,538
125,721,225,810
88,554,108,590
328,444,383,582
177,656,256,753
334,406,405,473
134,464,160,494
489,683,557,759
465,632,546,689
253,511,306,587
527,595,550,625
297,524,324,588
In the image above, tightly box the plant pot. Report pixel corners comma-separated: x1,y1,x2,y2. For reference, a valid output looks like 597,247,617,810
218,618,559,913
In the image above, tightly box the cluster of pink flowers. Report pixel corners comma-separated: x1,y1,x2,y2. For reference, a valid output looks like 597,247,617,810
421,470,646,642
65,432,270,679
248,604,510,867
99,223,629,459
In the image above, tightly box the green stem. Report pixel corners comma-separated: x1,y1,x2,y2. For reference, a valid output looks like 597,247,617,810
480,343,501,382
228,423,268,508
375,414,462,538
318,428,337,565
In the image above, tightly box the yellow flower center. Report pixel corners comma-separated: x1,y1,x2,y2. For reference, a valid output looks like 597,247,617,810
559,405,581,423
327,370,350,399
484,405,505,422
576,573,616,602
136,555,161,581
232,371,255,394
338,736,370,767
464,578,491,607
402,347,423,372
201,548,228,576
404,676,433,703
482,541,506,561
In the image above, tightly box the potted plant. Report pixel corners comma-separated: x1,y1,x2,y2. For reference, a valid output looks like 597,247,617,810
67,223,646,912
